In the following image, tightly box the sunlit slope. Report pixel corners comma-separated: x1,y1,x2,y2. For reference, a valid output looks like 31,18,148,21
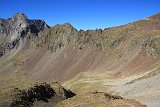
0,13,160,106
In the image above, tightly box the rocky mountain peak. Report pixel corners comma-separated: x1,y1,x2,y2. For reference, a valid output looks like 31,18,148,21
36,23,78,52
53,23,77,31
62,23,74,27
0,12,49,37
0,13,49,57
12,12,28,21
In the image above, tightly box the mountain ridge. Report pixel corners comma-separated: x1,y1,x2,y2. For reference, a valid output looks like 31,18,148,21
0,13,160,107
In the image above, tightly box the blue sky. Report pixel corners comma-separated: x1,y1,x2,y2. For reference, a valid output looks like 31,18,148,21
0,0,160,30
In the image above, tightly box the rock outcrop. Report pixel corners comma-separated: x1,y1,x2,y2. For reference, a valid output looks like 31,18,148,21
9,82,75,107
37,23,78,52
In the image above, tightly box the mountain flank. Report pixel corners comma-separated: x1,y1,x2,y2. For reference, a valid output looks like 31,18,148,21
0,13,160,106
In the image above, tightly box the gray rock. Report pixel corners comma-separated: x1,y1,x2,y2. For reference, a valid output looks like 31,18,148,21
0,13,49,57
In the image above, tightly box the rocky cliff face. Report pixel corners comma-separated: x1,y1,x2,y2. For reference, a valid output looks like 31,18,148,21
37,23,78,52
0,13,49,57
36,13,160,58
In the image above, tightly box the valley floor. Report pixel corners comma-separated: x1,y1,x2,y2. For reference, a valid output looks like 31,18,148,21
62,71,160,107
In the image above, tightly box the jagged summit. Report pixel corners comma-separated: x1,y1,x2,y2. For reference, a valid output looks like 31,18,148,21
0,13,49,57
12,12,28,20
0,12,49,37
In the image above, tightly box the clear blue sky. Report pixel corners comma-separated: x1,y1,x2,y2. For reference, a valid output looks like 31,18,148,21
0,0,160,30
